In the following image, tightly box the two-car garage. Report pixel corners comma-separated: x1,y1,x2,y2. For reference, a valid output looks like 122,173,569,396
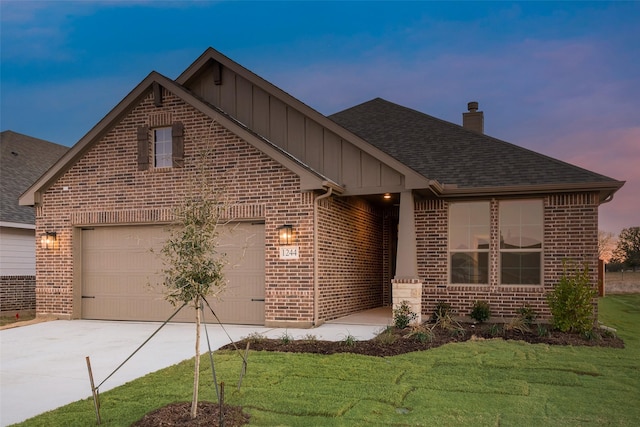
79,223,265,324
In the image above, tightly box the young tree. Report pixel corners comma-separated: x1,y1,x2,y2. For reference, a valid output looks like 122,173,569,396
614,227,640,271
160,180,227,419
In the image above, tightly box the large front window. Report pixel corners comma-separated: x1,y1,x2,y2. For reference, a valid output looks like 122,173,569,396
500,200,543,285
154,127,172,168
449,202,490,284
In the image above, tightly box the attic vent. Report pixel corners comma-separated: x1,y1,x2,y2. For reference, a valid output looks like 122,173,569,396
153,82,163,107
212,60,222,85
462,101,484,134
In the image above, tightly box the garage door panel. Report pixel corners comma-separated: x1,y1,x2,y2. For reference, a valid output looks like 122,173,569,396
81,223,264,324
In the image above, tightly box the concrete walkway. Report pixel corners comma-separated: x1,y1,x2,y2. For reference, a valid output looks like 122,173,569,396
0,309,391,426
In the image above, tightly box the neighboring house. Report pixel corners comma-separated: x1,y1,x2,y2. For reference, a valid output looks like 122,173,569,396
19,48,624,326
1,131,68,316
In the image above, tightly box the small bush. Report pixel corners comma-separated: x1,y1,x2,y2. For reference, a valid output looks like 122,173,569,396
517,304,537,326
404,324,434,343
470,300,491,323
342,333,357,347
537,324,549,337
505,317,529,334
393,301,417,329
279,331,293,344
546,262,597,334
375,327,398,345
431,301,452,322
244,332,266,343
302,334,317,341
489,323,502,337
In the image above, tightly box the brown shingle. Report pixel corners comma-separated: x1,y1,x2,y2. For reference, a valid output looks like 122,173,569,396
330,98,619,189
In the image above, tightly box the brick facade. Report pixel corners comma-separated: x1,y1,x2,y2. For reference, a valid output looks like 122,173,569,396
416,194,599,321
317,196,383,322
35,89,317,325
33,85,603,326
0,275,36,315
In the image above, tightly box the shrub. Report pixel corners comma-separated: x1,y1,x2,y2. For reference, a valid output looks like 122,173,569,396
393,301,417,329
546,262,597,334
517,304,537,326
470,300,491,323
375,327,398,345
279,331,293,344
342,333,357,347
404,324,434,343
431,301,452,322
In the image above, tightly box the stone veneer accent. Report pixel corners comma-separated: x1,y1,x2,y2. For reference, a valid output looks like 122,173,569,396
391,278,422,324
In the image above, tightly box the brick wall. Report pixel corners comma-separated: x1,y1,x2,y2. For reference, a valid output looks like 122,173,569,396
317,196,384,321
416,194,599,321
35,88,317,325
0,275,36,314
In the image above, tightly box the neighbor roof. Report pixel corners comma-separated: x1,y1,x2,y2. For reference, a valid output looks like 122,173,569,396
330,98,624,198
1,131,68,225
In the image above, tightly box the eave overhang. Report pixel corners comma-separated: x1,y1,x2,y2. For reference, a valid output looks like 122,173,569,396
426,179,625,204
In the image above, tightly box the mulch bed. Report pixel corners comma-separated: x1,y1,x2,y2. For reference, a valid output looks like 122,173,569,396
132,322,624,426
220,322,624,357
132,402,250,427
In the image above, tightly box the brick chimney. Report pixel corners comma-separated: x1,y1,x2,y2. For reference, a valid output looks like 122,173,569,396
462,101,484,133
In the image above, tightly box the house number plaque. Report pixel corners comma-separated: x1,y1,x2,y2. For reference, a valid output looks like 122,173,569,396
279,246,299,259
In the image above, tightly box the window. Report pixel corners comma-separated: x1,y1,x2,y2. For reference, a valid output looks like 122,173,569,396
449,202,490,284
500,200,543,285
154,127,172,168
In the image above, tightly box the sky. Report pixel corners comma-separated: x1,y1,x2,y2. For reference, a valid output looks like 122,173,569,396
1,1,638,236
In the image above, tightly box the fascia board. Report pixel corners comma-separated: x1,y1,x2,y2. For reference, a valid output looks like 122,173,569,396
435,180,626,203
176,48,431,190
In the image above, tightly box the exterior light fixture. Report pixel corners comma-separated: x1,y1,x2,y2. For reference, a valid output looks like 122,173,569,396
383,193,392,200
277,224,294,246
41,232,57,250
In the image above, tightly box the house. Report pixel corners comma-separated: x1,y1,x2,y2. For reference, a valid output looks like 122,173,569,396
1,131,68,316
19,48,624,327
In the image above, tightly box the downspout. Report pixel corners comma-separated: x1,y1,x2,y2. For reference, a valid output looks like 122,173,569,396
313,186,333,326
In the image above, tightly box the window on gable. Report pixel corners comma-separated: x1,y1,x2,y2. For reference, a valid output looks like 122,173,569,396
499,200,543,285
154,127,172,168
449,202,490,284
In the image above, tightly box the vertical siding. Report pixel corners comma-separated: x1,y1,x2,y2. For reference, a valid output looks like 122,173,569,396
184,61,404,193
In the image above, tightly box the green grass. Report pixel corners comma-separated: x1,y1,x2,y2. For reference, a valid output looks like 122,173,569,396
15,294,640,426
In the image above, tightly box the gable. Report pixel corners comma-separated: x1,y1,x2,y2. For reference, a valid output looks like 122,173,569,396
176,48,429,195
19,72,337,207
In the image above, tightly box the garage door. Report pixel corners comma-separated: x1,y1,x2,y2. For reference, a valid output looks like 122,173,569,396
81,223,265,324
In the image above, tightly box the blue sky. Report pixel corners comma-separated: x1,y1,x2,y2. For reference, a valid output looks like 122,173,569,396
1,1,638,235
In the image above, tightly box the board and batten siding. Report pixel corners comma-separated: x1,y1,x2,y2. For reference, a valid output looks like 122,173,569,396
185,62,404,194
0,227,36,275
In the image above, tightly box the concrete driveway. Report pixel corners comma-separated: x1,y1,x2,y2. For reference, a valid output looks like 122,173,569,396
0,311,389,426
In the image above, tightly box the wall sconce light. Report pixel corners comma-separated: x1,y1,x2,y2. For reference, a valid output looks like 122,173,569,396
277,224,294,246
383,193,392,200
41,231,57,250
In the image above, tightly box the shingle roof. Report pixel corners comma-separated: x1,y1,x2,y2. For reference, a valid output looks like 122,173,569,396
329,98,620,189
1,131,69,225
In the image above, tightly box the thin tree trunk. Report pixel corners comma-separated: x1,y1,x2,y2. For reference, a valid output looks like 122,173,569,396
191,295,201,419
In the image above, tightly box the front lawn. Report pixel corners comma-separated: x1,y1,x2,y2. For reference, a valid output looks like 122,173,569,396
14,294,640,426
